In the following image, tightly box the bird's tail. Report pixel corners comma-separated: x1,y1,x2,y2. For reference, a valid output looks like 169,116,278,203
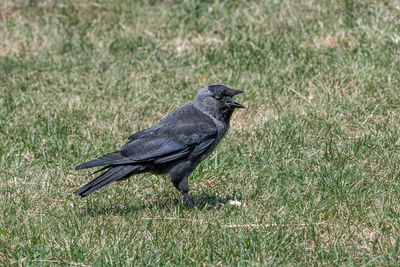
74,165,137,197
75,152,132,170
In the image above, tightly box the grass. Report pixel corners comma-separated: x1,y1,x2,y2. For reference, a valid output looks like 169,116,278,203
1,0,400,265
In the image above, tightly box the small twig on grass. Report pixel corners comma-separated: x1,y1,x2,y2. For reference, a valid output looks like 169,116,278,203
223,222,329,228
29,259,89,267
140,217,205,223
362,104,380,125
139,217,329,229
289,87,311,104
224,223,268,228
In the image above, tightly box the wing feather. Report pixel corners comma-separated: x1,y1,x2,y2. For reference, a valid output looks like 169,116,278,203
120,105,218,164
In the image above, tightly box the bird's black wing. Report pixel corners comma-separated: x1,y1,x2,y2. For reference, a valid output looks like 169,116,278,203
120,107,218,163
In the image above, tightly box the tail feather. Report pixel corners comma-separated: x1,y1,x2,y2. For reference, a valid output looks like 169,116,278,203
74,165,137,197
75,152,132,170
75,167,120,194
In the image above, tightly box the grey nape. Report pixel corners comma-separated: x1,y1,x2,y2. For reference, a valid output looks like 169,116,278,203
74,85,245,208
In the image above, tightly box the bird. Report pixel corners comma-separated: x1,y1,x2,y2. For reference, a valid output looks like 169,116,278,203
74,85,245,208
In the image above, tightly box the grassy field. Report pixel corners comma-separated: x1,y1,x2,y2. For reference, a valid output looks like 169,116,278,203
1,0,400,265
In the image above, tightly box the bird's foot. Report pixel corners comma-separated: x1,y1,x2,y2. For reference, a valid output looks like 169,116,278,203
184,194,194,209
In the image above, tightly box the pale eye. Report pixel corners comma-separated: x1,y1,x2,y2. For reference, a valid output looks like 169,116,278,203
215,95,222,100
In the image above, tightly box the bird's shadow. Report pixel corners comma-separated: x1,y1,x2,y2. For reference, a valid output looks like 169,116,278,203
81,193,235,217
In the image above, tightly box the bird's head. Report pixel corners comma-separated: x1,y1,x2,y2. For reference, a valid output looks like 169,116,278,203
193,85,245,122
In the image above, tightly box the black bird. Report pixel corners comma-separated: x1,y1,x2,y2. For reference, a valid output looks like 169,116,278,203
74,85,245,208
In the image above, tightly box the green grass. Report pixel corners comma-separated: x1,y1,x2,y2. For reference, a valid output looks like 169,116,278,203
1,0,400,265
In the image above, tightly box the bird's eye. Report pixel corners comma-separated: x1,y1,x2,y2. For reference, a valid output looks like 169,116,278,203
215,95,222,100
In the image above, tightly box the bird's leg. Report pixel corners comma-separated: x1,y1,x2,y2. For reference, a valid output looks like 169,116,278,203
184,193,194,209
173,177,194,208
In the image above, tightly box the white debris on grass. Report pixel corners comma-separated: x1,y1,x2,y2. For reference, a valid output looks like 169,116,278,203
227,200,243,207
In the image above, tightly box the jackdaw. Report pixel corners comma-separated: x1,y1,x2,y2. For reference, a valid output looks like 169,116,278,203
74,85,245,208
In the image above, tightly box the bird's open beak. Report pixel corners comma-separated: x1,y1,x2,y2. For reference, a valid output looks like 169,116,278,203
225,89,246,108
227,101,246,108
